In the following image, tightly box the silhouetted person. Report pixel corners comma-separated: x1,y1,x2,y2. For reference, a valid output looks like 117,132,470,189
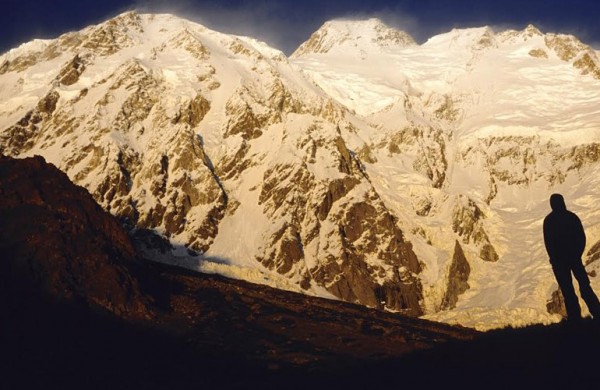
543,193,600,322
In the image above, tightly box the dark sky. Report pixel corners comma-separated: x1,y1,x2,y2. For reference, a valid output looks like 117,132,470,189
2,0,600,55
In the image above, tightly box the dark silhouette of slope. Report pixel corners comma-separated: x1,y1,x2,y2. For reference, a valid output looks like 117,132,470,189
5,298,599,389
0,154,473,388
2,154,600,390
349,321,600,389
0,154,150,319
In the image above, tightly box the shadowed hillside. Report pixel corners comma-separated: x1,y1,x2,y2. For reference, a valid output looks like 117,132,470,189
1,154,599,390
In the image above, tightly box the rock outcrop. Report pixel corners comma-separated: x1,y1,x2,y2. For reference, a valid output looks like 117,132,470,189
440,241,471,310
452,196,498,263
0,154,150,319
546,289,567,318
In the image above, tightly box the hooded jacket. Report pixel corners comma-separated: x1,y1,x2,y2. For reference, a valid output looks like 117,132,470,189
543,194,586,262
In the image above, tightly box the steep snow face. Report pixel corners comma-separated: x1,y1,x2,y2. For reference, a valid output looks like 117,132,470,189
290,19,418,117
293,21,600,330
0,12,424,316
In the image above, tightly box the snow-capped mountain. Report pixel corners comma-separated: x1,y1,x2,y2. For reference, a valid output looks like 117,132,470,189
2,11,600,329
0,12,422,317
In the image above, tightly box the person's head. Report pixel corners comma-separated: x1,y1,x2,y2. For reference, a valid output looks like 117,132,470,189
550,193,567,211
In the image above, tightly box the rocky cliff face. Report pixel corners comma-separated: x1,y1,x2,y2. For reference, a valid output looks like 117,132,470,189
0,154,150,319
252,121,423,314
440,241,471,310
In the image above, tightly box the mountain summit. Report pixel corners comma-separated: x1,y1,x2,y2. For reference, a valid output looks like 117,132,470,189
291,18,416,57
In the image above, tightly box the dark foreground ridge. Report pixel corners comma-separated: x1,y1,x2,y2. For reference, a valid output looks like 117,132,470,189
1,154,599,390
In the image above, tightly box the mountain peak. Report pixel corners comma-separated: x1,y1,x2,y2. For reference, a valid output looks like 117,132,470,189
323,17,389,31
524,23,543,36
496,23,544,45
291,18,415,57
423,26,497,51
101,10,144,33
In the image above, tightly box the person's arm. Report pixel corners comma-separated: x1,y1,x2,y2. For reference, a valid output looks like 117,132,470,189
575,215,586,257
543,217,555,261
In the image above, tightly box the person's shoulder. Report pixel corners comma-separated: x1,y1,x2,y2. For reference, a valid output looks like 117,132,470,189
543,212,554,223
561,210,583,227
543,213,554,230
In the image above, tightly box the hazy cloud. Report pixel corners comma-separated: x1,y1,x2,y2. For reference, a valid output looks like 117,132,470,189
132,0,432,53
329,8,421,39
3,0,597,55
133,0,316,54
